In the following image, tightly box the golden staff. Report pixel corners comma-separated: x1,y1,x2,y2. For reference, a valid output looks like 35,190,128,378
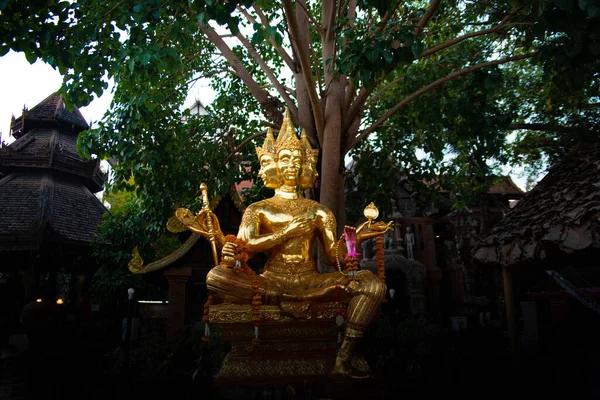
200,183,219,266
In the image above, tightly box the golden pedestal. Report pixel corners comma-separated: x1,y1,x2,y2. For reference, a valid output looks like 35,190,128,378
209,303,369,384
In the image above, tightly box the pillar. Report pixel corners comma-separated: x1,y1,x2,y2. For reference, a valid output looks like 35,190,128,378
502,266,520,369
426,265,442,320
163,266,192,341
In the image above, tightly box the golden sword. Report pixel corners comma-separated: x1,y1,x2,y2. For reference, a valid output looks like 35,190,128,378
200,183,219,266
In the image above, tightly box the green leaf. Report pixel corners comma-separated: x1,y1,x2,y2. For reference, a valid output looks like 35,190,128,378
251,29,264,45
24,51,37,63
382,49,393,63
228,20,239,35
365,47,379,63
141,53,151,65
197,12,205,25
274,32,283,47
411,40,424,58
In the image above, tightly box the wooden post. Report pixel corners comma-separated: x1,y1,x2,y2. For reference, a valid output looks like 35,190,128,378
163,266,192,341
502,266,520,369
426,266,442,320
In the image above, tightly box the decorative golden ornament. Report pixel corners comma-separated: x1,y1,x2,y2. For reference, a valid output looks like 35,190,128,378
128,246,145,274
166,215,187,233
363,202,379,223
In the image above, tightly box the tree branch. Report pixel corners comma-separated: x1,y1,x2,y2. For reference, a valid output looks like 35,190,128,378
260,84,296,97
324,0,338,42
368,76,404,105
234,130,268,153
242,5,296,71
507,123,582,133
420,11,529,59
344,87,370,132
234,30,298,119
296,0,323,35
346,53,536,153
102,0,126,19
343,81,356,119
283,0,324,140
579,102,600,109
414,0,441,36
200,23,283,125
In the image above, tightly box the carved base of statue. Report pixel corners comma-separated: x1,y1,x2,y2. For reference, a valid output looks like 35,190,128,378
209,303,370,384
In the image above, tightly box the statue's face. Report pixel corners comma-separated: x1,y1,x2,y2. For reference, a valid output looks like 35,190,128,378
259,154,280,189
277,148,303,186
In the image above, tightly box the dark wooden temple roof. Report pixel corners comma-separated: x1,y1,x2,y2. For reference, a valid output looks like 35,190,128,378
10,92,89,138
0,92,107,251
0,127,105,192
0,172,107,250
472,140,600,267
486,176,525,197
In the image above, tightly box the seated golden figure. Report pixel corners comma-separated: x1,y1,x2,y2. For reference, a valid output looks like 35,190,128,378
176,111,391,380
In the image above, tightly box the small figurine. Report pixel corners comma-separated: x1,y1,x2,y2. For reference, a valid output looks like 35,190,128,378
405,227,415,260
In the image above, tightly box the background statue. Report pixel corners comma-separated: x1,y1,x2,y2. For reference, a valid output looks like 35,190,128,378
176,111,391,380
405,226,415,260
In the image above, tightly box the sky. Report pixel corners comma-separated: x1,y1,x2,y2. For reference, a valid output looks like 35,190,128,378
0,51,110,143
0,50,214,144
0,50,531,192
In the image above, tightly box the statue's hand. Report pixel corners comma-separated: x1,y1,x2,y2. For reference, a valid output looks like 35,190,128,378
195,209,222,236
338,280,361,297
221,241,237,267
282,214,313,239
356,221,394,244
175,208,223,241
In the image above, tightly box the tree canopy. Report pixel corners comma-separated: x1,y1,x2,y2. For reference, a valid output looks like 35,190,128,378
2,0,599,231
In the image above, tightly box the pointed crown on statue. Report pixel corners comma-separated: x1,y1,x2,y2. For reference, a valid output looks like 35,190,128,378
255,109,319,162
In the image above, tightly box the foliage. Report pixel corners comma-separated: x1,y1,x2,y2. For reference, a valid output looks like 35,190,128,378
90,198,178,304
2,0,599,225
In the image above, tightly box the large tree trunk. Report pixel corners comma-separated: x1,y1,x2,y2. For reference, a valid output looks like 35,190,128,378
319,1,347,233
320,79,346,234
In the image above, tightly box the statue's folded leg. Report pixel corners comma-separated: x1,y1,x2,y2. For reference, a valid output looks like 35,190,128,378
206,265,282,304
345,270,386,337
315,270,385,380
307,270,385,337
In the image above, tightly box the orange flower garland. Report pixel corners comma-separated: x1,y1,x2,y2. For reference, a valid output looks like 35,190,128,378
376,235,387,302
223,234,262,345
344,255,360,280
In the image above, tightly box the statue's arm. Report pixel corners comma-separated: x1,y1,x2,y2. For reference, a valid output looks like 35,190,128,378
316,208,345,266
237,207,279,253
316,206,393,266
238,205,314,254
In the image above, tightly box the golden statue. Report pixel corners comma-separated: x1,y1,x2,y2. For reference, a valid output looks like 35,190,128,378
176,110,392,380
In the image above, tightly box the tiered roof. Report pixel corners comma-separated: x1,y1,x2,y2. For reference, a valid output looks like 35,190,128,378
0,92,107,250
472,140,600,267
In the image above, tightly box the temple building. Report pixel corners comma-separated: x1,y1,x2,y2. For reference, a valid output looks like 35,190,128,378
473,139,600,356
0,92,107,332
358,175,525,323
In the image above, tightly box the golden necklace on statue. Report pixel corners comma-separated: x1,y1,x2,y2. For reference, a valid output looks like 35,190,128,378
264,196,317,216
